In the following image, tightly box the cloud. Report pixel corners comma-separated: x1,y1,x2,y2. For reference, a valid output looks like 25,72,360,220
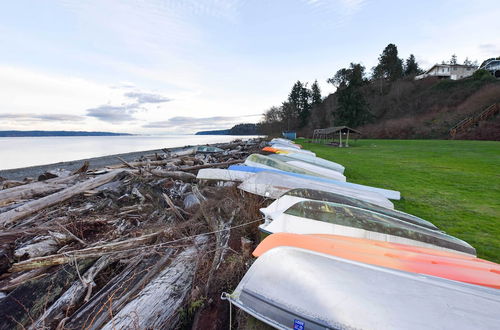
124,91,171,104
143,114,261,133
0,113,85,122
86,104,142,123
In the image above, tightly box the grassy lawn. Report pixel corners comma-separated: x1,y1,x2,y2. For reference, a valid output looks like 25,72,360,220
295,139,500,263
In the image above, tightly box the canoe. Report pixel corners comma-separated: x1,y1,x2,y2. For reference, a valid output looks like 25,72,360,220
223,247,500,330
269,139,302,149
270,138,296,145
196,169,254,182
259,200,476,255
254,233,500,289
262,146,291,154
266,155,346,180
268,153,345,174
263,189,438,230
245,154,346,181
244,154,344,180
260,194,440,231
234,163,400,200
194,146,224,153
237,171,394,209
264,145,315,156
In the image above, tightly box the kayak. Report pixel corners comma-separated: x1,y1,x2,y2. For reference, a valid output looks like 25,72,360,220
254,233,500,289
233,163,400,200
263,145,315,156
268,153,345,174
245,154,346,181
196,169,254,182
259,200,476,255
263,189,438,230
244,154,344,180
237,171,394,209
279,159,346,181
223,246,500,330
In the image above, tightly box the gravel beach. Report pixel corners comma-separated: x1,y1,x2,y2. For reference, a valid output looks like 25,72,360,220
0,145,189,181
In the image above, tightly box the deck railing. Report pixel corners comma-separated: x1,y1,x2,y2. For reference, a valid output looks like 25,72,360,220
450,103,499,138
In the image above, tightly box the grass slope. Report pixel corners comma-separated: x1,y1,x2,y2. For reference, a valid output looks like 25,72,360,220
296,139,500,263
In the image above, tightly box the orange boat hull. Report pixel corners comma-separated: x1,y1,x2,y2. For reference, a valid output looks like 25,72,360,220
253,233,500,289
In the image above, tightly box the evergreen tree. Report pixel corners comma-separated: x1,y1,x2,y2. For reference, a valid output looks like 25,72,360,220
288,81,311,128
463,57,472,66
450,54,458,65
372,43,403,80
311,80,322,105
404,54,422,76
330,63,371,127
327,63,366,89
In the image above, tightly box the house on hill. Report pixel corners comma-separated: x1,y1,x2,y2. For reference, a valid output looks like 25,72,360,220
479,58,500,78
416,63,477,80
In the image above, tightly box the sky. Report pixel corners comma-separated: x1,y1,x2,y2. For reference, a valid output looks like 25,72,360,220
0,0,499,134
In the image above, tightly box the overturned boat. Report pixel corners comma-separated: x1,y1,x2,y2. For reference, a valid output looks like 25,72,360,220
244,154,345,181
234,163,400,200
237,171,394,209
223,247,500,329
259,200,476,255
196,168,255,182
268,153,345,174
262,189,438,230
254,233,500,289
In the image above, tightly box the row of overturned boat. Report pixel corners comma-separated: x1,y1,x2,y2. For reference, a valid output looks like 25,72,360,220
196,137,500,329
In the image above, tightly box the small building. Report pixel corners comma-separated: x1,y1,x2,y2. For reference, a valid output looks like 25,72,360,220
282,131,296,140
479,58,500,78
312,126,362,147
416,64,477,80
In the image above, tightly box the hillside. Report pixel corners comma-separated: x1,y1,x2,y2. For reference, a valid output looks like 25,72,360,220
307,77,500,140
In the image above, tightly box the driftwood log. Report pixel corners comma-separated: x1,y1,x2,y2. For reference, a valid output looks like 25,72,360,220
0,259,94,330
0,170,125,227
28,256,113,330
101,239,207,329
9,228,170,272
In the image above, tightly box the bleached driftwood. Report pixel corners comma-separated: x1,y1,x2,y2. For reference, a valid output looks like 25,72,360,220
14,232,70,259
0,174,80,206
0,259,94,330
180,159,243,171
65,252,173,329
28,256,113,330
100,241,207,330
0,170,125,227
163,193,185,221
149,169,197,182
9,228,169,272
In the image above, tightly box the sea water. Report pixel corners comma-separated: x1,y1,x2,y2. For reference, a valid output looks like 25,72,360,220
0,134,260,170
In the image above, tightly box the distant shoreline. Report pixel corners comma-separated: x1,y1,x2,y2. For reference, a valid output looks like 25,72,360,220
0,146,177,181
0,138,262,181
0,130,132,137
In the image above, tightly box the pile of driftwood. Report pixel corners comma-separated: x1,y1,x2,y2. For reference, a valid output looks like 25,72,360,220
0,139,267,330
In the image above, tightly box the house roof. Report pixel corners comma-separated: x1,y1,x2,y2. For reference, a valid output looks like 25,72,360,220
313,126,362,135
425,63,477,74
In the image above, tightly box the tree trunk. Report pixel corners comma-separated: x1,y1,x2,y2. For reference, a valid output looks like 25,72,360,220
0,259,93,330
0,171,125,227
101,240,207,330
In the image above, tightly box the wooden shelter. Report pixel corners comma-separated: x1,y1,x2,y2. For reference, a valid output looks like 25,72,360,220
312,126,362,147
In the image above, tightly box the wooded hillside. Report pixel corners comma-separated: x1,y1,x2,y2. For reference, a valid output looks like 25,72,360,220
259,44,500,140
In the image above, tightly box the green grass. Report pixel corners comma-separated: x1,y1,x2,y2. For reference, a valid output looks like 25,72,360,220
295,139,500,263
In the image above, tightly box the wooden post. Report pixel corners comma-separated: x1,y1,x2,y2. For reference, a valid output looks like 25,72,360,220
339,131,342,147
346,130,350,147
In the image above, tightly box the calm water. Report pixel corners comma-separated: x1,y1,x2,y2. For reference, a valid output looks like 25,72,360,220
0,135,260,170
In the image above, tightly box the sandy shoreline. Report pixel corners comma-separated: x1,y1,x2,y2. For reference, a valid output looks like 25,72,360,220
0,145,193,181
